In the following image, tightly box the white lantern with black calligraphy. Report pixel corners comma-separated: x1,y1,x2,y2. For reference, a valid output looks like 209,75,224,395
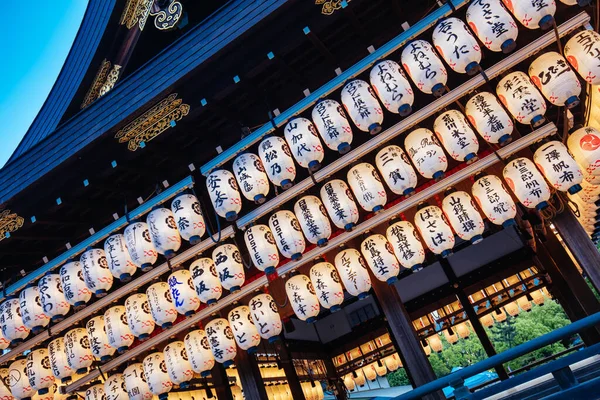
442,190,486,244
370,60,414,116
184,330,215,377
123,363,152,400
124,222,158,272
529,52,581,108
249,293,283,343
64,328,93,374
311,99,353,153
268,210,306,260
244,224,279,275
259,136,296,190
465,92,514,145
0,368,12,400
286,275,320,323
146,282,177,329
147,207,181,258
85,316,114,362
38,273,71,323
212,244,245,293
341,80,384,135
171,193,205,244
48,337,73,382
104,373,127,400
228,305,261,353
104,305,134,353
205,318,237,367
432,17,482,75
503,157,551,210
189,258,222,305
85,385,104,400
284,117,325,172
104,234,137,282
386,220,426,270
320,180,359,231
404,128,448,180
568,126,600,179
0,298,29,346
361,234,401,284
163,341,194,388
59,261,91,309
206,169,242,222
375,145,418,196
466,0,518,53
414,204,456,257
142,352,173,400
472,174,517,227
167,269,200,316
565,30,600,85
496,71,547,126
534,141,583,193
233,153,270,204
401,40,448,96
19,286,49,334
124,293,154,340
80,248,113,298
9,359,33,400
334,248,372,299
502,0,556,30
434,110,480,162
26,348,54,394
347,163,387,213
294,195,332,247
310,261,345,312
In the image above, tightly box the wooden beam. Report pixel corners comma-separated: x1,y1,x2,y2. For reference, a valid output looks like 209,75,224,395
234,349,269,400
209,363,234,400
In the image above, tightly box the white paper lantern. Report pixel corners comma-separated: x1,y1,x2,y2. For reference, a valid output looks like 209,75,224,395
80,248,113,298
244,224,280,275
124,222,158,272
341,80,384,135
85,385,105,400
59,261,91,309
529,52,581,108
472,174,517,227
465,92,514,145
124,293,155,340
147,208,181,258
184,330,215,377
47,338,73,383
466,0,518,53
344,375,355,391
212,244,245,293
386,220,426,270
363,365,377,381
347,163,387,213
9,359,34,400
565,30,600,85
104,305,134,353
434,110,480,162
284,117,325,171
401,40,448,96
503,157,552,210
497,71,547,126
442,191,486,244
433,17,482,75
375,145,418,196
370,60,414,116
233,153,270,204
143,352,173,399
361,234,401,284
104,373,127,400
19,286,49,334
189,258,222,305
26,348,54,394
320,180,360,231
294,195,332,247
170,193,206,244
404,128,448,179
502,0,556,30
0,368,13,400
167,270,200,316
286,275,320,323
206,169,242,221
64,328,93,374
163,341,194,388
414,204,456,257
0,298,29,346
353,369,366,387
85,316,115,362
146,282,178,329
309,262,345,312
104,234,137,282
268,210,306,260
228,305,261,353
259,136,297,189
0,327,9,351
38,273,71,323
334,249,372,299
384,354,401,371
123,363,152,400
311,99,353,154
568,126,600,178
249,293,283,343
534,141,583,194
205,318,237,367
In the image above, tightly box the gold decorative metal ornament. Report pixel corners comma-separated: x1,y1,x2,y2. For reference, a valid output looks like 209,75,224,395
99,65,122,97
0,210,24,241
316,0,351,15
81,60,112,109
120,0,153,30
150,1,183,31
115,93,190,151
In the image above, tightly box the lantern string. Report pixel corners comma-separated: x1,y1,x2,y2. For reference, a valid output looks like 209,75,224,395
96,365,106,381
551,20,563,54
274,292,289,309
307,168,318,185
230,227,253,269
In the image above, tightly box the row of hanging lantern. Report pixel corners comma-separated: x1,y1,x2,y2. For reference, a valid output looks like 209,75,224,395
342,353,402,391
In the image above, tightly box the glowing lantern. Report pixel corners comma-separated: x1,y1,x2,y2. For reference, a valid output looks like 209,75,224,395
505,301,520,317
503,157,551,210
383,354,401,371
442,190,485,244
386,220,426,270
312,99,353,153
404,128,448,180
85,385,104,400
212,244,245,293
502,0,555,30
64,328,93,374
531,289,546,305
565,30,600,85
455,322,471,339
343,375,355,391
414,204,455,257
493,308,507,322
205,318,237,367
206,169,242,222
433,17,482,75
85,316,114,362
146,282,177,329
320,180,359,231
466,0,518,53
233,153,270,204
401,40,448,96
0,368,12,400
294,195,332,247
0,298,29,345
363,365,377,381
104,374,127,400
259,136,297,190
534,141,583,194
249,293,283,342
285,275,320,323
163,341,194,388
334,249,372,299
124,222,157,272
189,258,222,305
434,110,480,163
480,314,494,328
171,193,206,244
244,224,280,275
104,305,134,353
496,71,547,126
465,92,514,145
147,208,181,258
370,60,414,116
123,363,152,400
341,80,384,135
284,117,325,171
472,174,517,227
104,234,137,282
310,261,344,312
444,328,458,344
353,369,366,386
361,234,401,284
184,330,215,377
59,261,91,309
568,126,600,179
143,352,173,399
375,145,418,196
529,52,581,108
428,335,443,353
47,337,73,382
228,305,261,353
9,359,34,400
19,286,49,334
167,269,200,316
268,210,306,260
124,293,155,340
80,248,113,298
26,348,54,394
347,163,387,213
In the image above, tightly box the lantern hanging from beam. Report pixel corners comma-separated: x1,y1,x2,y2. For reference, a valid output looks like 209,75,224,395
9,359,34,400
168,269,200,316
59,261,92,309
0,298,30,346
466,0,518,53
414,204,456,257
85,385,105,400
471,174,517,227
286,274,320,323
104,234,137,282
171,193,206,244
310,261,345,312
258,136,297,190
205,318,237,367
283,117,325,172
565,30,600,85
434,110,480,162
294,195,332,247
568,126,600,180
80,248,113,298
163,341,194,388
85,316,114,362
19,286,49,334
343,375,355,391
480,314,494,328
38,273,71,322
502,0,556,30
503,157,551,210
189,258,222,305
386,220,426,270
504,301,520,317
465,91,514,145
432,17,482,75
455,322,471,338
353,369,366,387
529,52,581,108
496,71,547,126
64,328,93,374
361,234,401,284
123,363,152,400
244,224,280,275
401,40,448,96
147,207,181,258
47,337,73,383
142,352,173,400
383,354,401,371
375,145,418,196
370,59,414,116
104,373,128,400
146,282,178,329
206,169,242,222
269,210,306,260
228,305,261,353
493,308,507,322
517,295,533,312
442,190,485,244
104,305,134,353
124,293,155,340
233,153,270,204
444,328,458,344
347,163,387,213
341,79,384,135
404,128,448,180
124,222,158,272
427,335,443,353
249,293,283,342
363,365,377,381
534,140,583,193
212,244,245,293
334,248,372,299
26,348,54,394
312,99,353,154
184,330,215,377
320,180,360,231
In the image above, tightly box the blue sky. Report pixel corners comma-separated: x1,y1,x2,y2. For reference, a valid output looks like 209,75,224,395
0,1,88,167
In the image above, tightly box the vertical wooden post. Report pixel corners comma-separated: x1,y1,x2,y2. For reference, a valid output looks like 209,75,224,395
210,363,234,400
322,353,348,400
234,349,269,400
272,339,306,400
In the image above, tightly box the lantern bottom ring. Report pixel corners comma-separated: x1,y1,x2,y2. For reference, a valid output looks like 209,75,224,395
502,219,516,228
330,305,342,313
539,14,555,31
308,160,321,172
61,377,71,384
411,264,423,272
161,322,173,329
568,184,582,195
432,83,446,97
306,317,317,324
344,223,355,232
225,211,238,222
119,273,132,282
95,289,108,298
265,266,276,275
465,61,480,76
75,368,88,374
184,310,196,317
470,234,484,244
403,187,416,197
372,205,384,214
501,39,516,54
38,388,49,395
386,276,398,285
441,249,453,258
101,355,111,362
268,335,281,343
51,315,65,323
358,292,369,300
200,371,211,378
531,115,545,128
31,325,45,334
565,95,580,109
369,123,382,136
159,393,169,400
291,252,302,261
338,142,351,154
223,360,235,368
247,346,258,354
189,235,202,245
229,285,241,293
499,134,512,146
141,263,154,272
464,153,477,163
118,346,129,353
398,104,412,117
138,333,150,340
254,194,267,204
536,201,550,211
179,382,190,389
207,298,218,305
164,250,176,259
317,238,329,247
433,171,445,181
280,179,294,190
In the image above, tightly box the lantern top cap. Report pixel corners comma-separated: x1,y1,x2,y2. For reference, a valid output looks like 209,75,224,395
416,202,430,211
444,187,457,197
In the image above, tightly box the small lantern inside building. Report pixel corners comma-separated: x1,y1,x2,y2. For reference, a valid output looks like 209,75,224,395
212,244,245,293
80,248,113,298
244,224,280,275
496,71,547,126
465,92,514,145
124,222,158,272
414,204,456,257
401,40,448,96
534,140,583,194
228,305,261,354
233,153,270,204
320,180,360,231
146,282,178,329
206,169,243,221
168,269,200,316
294,195,332,247
249,293,283,342
341,79,384,135
432,17,482,75
466,0,518,53
104,234,137,282
310,261,345,312
189,258,223,305
283,117,325,171
442,190,485,244
375,145,418,196
184,330,215,377
471,174,517,227
404,128,448,180
311,99,353,154
286,274,320,323
386,220,426,270
347,163,387,213
503,157,551,210
529,52,581,109
205,318,237,367
361,234,401,284
370,59,414,116
258,136,297,190
334,248,372,299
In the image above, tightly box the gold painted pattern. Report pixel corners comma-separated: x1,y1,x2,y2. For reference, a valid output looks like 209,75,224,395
150,1,183,31
81,60,111,109
0,210,24,241
121,0,153,30
99,65,122,97
316,0,351,15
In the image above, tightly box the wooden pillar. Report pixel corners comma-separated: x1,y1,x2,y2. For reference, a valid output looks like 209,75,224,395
322,353,348,400
234,350,269,400
210,363,234,400
272,339,306,400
